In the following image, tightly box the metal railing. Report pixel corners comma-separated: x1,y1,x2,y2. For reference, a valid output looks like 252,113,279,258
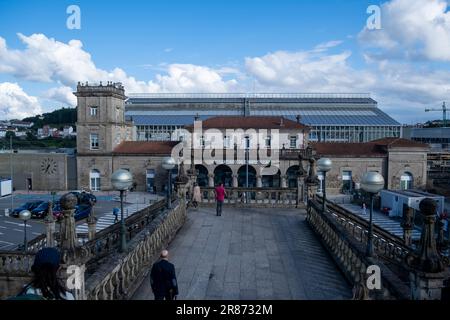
128,93,372,99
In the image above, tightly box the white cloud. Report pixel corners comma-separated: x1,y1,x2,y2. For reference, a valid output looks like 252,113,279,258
0,33,238,94
359,0,450,61
153,64,238,93
43,86,77,106
245,46,376,92
0,82,43,120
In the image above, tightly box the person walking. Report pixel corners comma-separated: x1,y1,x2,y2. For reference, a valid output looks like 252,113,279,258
362,202,367,215
113,207,119,223
150,250,179,300
192,183,202,209
214,182,226,216
12,248,74,300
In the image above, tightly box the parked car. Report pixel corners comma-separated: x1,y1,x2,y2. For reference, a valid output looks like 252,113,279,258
31,201,62,219
11,201,44,217
74,204,92,221
70,191,97,206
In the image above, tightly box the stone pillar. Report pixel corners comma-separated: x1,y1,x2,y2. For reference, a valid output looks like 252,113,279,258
281,175,288,189
87,208,97,241
208,173,214,187
44,201,55,247
58,193,89,300
59,193,78,252
232,174,238,188
297,177,305,205
401,207,414,247
408,198,447,300
256,175,262,188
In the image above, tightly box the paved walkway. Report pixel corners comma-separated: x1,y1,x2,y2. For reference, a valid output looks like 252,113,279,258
133,206,352,300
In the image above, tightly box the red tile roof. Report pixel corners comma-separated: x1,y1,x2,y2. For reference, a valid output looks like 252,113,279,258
113,141,179,155
371,137,429,148
312,138,428,157
185,116,309,130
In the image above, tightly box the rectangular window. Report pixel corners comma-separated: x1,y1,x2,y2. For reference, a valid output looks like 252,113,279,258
223,135,231,149
265,136,271,148
342,171,352,193
90,106,98,117
245,136,250,149
90,133,99,150
290,136,297,149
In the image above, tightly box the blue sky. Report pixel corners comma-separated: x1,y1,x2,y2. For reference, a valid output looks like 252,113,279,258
0,0,449,124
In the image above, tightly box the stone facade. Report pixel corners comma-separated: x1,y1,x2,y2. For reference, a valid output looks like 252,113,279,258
0,152,77,191
75,83,428,195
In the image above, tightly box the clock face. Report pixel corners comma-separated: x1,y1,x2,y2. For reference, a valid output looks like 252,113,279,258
40,158,58,175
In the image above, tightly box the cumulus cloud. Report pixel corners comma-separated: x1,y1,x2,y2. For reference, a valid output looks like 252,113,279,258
0,33,238,94
359,0,450,61
245,45,376,92
0,82,43,120
42,86,77,106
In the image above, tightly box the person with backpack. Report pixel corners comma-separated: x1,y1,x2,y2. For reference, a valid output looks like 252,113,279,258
12,247,74,300
150,250,178,300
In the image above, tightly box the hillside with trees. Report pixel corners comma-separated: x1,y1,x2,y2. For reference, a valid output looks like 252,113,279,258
23,107,77,130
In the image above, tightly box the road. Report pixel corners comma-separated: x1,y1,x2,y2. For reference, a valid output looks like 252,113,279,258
0,192,161,250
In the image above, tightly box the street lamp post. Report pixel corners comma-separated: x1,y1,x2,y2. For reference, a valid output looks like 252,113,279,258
162,157,176,209
317,158,332,213
111,169,133,253
361,172,385,257
19,210,31,252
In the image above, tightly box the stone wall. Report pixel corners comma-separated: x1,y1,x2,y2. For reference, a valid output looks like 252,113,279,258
0,153,75,191
323,157,386,194
387,150,428,190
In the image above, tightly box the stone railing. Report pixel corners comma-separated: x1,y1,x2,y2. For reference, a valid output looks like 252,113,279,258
24,234,48,253
85,201,187,300
307,199,411,299
317,197,413,268
0,252,35,299
79,199,167,264
199,187,299,208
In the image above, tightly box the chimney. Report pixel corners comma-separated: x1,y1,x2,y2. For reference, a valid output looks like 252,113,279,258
194,113,200,121
296,115,301,123
280,117,284,127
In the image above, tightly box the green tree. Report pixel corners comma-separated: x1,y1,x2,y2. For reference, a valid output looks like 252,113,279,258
5,131,15,140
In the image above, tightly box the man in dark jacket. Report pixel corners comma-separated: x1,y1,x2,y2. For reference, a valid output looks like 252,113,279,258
150,250,178,300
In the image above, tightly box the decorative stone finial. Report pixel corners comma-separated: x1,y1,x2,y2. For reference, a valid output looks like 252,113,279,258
419,198,437,217
60,193,78,210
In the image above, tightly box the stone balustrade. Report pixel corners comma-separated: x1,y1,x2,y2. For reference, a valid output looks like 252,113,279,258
199,187,299,208
307,199,411,299
85,201,187,300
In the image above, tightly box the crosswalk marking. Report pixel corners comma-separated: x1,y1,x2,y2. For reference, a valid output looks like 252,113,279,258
76,215,118,233
4,221,32,228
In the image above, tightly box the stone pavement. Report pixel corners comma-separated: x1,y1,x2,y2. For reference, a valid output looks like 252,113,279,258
133,206,352,300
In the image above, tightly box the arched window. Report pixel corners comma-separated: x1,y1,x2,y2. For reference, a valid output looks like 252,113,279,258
195,165,209,187
400,172,413,190
90,169,101,191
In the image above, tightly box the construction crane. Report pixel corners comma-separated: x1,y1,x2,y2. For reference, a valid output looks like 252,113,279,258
425,102,447,128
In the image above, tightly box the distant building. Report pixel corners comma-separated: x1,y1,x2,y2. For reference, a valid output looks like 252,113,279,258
126,93,401,143
74,83,426,195
9,120,33,128
62,126,74,137
402,127,450,152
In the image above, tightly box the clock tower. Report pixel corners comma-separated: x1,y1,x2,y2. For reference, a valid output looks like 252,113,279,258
75,82,134,190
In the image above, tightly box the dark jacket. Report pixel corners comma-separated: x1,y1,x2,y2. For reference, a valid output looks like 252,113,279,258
150,259,178,297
